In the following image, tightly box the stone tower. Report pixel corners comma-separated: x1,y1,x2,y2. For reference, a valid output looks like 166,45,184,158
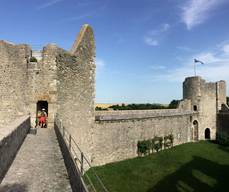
183,76,227,140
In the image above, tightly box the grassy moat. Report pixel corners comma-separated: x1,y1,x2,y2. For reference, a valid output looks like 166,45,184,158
86,141,229,192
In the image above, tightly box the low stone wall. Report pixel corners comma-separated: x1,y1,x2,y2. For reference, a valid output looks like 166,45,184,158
0,116,30,183
95,109,192,121
54,120,87,192
92,110,195,166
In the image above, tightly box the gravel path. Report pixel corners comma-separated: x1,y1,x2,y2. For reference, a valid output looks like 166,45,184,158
0,128,72,192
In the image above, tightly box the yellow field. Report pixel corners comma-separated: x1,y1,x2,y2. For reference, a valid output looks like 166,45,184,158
95,103,124,108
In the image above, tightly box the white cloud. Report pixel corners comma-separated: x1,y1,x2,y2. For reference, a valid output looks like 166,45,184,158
223,44,229,55
194,52,220,64
37,0,63,9
181,0,226,30
144,37,158,46
149,23,170,36
144,23,170,46
96,58,106,76
162,23,170,32
96,58,105,68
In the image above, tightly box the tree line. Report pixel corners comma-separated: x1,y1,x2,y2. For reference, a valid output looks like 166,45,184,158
96,96,229,111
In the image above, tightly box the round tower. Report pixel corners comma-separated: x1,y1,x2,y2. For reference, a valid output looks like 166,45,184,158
183,76,202,112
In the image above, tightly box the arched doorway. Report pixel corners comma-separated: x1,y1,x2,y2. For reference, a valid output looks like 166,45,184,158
193,120,198,141
205,128,210,139
36,101,48,127
37,101,48,116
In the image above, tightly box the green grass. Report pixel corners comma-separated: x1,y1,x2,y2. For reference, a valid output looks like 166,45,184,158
86,141,229,192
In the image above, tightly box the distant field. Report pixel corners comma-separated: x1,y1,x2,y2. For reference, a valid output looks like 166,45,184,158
95,103,122,108
86,141,229,192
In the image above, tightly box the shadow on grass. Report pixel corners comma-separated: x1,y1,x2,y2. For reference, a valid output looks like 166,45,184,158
147,156,229,192
207,140,229,154
218,145,229,154
0,183,28,192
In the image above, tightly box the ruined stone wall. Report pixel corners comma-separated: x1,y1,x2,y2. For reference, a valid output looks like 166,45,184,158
56,25,95,157
218,112,229,136
0,41,31,126
92,110,196,166
216,80,227,111
0,39,67,128
217,104,229,136
28,45,64,127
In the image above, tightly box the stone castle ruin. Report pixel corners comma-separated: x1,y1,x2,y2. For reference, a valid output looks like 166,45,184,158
0,24,229,166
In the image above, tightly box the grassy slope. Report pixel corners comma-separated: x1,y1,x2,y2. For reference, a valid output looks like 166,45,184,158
87,142,229,192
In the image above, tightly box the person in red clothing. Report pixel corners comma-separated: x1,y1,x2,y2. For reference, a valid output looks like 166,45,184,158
39,116,46,128
39,108,47,128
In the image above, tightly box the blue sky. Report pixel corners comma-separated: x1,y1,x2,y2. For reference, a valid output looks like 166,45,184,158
1,0,229,103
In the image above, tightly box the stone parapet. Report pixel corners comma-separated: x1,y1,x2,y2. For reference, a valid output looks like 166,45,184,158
0,116,30,183
95,109,195,121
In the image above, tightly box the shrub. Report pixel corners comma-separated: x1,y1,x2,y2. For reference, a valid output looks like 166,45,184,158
137,140,151,156
30,56,37,62
164,134,174,149
95,106,108,111
145,140,151,155
137,141,147,156
137,134,174,156
152,137,163,152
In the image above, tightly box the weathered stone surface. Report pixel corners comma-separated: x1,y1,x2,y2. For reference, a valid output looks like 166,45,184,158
183,76,226,140
29,127,37,135
217,104,229,136
0,127,72,191
0,116,30,183
54,121,87,192
0,24,95,162
92,112,196,165
95,109,194,121
28,44,65,128
0,41,31,125
56,24,95,158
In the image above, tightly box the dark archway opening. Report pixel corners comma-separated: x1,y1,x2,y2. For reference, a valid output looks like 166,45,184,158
205,128,211,139
193,105,198,111
193,120,198,141
37,101,48,117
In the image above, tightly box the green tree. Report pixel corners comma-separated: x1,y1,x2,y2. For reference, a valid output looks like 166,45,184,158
30,56,37,62
168,100,180,109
